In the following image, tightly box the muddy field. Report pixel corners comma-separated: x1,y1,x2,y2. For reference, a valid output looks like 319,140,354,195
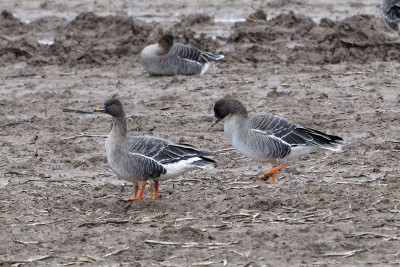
0,0,399,266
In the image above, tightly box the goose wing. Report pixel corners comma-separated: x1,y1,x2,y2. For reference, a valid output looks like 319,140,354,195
248,128,292,159
248,114,303,145
248,114,343,150
171,43,207,64
123,151,167,179
126,136,215,165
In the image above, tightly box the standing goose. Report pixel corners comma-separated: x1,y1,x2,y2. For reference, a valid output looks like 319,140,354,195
381,0,400,34
212,98,343,184
94,98,216,200
141,34,224,76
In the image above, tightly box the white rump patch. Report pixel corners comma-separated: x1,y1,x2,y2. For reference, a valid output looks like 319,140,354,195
161,157,207,179
327,143,344,152
287,145,320,160
200,62,212,75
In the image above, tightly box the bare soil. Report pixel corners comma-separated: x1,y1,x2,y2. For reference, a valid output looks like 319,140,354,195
0,1,399,266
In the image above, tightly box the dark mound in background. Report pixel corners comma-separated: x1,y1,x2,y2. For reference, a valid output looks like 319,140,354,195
229,11,400,64
1,9,399,67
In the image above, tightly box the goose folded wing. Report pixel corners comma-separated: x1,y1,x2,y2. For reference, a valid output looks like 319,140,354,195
248,114,342,147
383,1,400,14
289,127,343,148
248,114,306,145
172,44,207,64
130,153,167,178
125,136,214,165
126,136,172,158
122,151,166,179
250,128,292,159
382,1,400,30
388,4,400,21
152,143,215,164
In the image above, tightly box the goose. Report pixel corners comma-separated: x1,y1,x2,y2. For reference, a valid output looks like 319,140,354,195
381,0,400,34
94,98,216,200
140,34,224,76
212,98,344,184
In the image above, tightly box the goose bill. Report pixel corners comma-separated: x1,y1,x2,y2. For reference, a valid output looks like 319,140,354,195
94,105,106,113
211,118,221,127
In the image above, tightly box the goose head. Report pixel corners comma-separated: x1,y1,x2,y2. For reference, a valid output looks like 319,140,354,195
158,34,174,52
94,98,125,118
212,98,248,126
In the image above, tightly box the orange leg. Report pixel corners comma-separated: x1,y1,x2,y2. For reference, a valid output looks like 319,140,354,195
150,181,159,199
258,162,288,184
124,181,147,200
133,184,138,198
150,185,154,199
270,171,278,185
154,181,159,199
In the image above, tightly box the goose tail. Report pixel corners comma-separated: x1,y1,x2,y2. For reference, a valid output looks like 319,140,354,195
191,156,216,168
202,52,224,62
323,136,344,152
298,128,344,152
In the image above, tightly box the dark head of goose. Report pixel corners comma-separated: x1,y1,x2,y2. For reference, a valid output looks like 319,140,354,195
94,98,125,118
212,98,248,126
158,34,174,52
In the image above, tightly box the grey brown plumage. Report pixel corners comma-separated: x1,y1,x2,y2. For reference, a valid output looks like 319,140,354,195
141,35,224,76
212,98,343,184
381,0,400,34
95,98,216,200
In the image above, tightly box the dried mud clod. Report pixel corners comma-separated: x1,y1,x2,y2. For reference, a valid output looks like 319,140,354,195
229,12,400,65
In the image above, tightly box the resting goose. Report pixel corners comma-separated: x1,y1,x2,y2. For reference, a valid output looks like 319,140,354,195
141,34,224,76
94,98,216,200
381,0,400,34
212,98,344,184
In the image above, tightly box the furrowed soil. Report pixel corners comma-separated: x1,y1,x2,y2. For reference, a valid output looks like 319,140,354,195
0,0,399,266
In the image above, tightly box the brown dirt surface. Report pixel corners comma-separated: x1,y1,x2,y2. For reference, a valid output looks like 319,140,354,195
1,1,399,266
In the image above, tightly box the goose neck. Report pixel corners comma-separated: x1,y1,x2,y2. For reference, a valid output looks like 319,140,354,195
109,116,127,143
